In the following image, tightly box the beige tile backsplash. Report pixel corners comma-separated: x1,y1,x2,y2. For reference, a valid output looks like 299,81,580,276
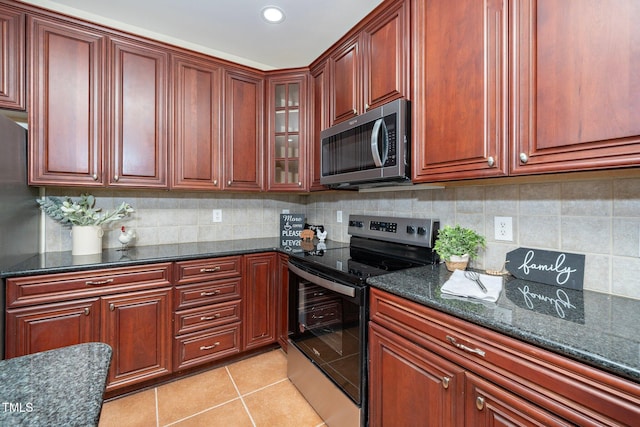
41,176,640,299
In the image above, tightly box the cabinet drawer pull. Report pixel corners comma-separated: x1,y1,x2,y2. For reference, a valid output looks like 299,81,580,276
84,308,90,316
200,290,221,297
200,266,221,273
442,377,450,389
199,342,220,351
476,396,485,411
446,335,486,357
86,279,114,286
200,314,222,321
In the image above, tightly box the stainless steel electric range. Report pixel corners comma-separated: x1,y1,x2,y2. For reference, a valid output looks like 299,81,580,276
287,214,440,427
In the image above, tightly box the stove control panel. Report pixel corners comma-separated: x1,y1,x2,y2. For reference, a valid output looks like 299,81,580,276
348,214,440,248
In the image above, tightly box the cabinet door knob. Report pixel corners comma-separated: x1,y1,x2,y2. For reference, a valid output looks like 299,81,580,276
364,103,370,111
92,173,98,181
298,181,302,187
213,179,218,186
519,153,529,164
84,308,90,316
476,396,485,411
487,156,495,167
442,376,450,389
353,108,357,115
114,175,120,182
227,180,232,186
109,303,115,311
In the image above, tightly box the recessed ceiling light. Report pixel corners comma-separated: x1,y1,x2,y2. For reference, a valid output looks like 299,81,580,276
261,6,285,24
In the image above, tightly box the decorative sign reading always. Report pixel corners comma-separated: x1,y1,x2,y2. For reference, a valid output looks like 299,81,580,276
280,213,305,251
506,248,585,290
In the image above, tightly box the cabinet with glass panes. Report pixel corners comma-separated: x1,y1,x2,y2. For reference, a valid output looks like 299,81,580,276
267,72,308,190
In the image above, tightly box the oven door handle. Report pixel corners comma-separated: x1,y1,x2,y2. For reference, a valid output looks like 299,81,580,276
288,261,356,298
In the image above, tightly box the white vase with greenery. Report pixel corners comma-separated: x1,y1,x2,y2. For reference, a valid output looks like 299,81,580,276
37,194,134,255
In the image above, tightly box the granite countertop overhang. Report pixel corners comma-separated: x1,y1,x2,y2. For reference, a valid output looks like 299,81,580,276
0,342,112,426
366,264,640,384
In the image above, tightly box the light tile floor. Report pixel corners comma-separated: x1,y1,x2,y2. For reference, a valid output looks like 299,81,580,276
98,349,326,427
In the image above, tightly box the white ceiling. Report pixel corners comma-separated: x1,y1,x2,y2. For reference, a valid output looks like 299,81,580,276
20,0,385,70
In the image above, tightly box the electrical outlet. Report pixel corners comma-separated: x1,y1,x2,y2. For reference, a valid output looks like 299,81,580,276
212,209,222,223
494,216,513,241
337,210,343,223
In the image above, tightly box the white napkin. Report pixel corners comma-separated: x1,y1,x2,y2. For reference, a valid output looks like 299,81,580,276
441,269,503,303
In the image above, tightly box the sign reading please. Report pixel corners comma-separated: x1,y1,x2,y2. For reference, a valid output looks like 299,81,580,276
506,247,585,290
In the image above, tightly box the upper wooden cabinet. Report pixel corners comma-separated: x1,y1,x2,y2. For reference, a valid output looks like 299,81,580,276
309,62,329,190
266,70,308,191
328,0,409,126
108,36,169,188
223,68,265,191
412,0,640,183
171,53,223,190
411,0,508,182
28,15,107,187
0,4,25,110
28,14,170,188
510,0,640,174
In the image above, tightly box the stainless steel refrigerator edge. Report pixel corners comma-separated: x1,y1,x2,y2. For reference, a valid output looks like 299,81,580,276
0,114,40,359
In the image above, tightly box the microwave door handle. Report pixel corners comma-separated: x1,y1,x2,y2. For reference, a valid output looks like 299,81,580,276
371,118,385,167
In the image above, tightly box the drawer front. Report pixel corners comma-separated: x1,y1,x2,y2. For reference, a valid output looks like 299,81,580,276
174,300,242,336
175,256,242,284
174,278,242,310
6,263,173,308
174,323,241,370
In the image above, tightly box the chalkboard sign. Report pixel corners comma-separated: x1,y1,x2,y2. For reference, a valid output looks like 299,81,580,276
506,248,585,290
280,213,305,251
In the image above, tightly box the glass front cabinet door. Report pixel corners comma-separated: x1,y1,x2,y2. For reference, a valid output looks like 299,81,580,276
267,72,308,190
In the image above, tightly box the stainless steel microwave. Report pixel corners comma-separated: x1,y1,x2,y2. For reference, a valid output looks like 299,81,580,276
320,99,410,189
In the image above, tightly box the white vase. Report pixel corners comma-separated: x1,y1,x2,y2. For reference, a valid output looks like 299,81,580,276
71,225,104,256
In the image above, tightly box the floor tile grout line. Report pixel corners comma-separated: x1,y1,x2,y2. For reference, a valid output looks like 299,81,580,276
239,377,290,398
162,396,243,427
226,365,257,427
154,387,160,427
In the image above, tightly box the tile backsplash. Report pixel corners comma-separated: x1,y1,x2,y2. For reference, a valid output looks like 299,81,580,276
41,176,640,299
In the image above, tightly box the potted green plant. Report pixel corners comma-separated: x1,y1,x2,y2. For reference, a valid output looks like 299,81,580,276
37,194,134,256
433,225,486,271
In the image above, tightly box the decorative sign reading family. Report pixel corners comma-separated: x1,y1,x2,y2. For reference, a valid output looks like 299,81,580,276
280,213,305,251
506,247,585,290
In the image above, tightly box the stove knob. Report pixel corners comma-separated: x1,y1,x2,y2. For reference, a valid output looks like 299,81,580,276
406,225,416,234
417,227,427,235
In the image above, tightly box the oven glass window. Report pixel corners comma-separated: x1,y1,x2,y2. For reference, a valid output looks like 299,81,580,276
290,279,363,404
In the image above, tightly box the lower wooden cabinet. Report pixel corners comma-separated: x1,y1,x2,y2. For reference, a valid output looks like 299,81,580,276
101,288,172,391
369,321,464,426
4,253,287,396
5,263,173,392
173,256,243,371
369,288,640,427
243,253,278,350
5,298,100,358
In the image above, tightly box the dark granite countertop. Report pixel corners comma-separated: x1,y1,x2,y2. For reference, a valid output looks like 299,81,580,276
0,342,112,426
367,264,640,384
0,238,347,278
